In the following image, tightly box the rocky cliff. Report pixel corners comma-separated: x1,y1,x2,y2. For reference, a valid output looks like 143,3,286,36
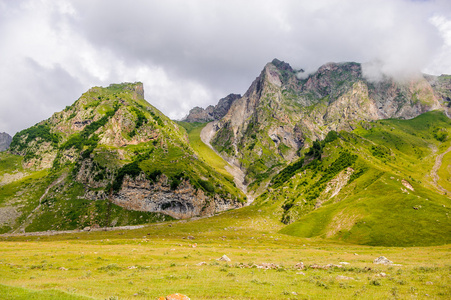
210,59,447,185
183,93,241,123
113,174,241,219
0,132,12,151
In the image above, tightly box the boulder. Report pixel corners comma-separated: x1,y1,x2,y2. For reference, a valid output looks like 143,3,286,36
217,254,231,262
166,294,190,300
373,256,393,265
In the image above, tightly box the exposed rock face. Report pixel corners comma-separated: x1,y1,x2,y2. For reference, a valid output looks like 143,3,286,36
402,179,414,191
183,93,241,123
0,132,12,151
210,59,447,183
112,174,242,219
316,167,355,208
426,74,451,116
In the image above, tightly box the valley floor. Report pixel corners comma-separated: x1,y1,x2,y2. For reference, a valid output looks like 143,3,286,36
0,205,449,300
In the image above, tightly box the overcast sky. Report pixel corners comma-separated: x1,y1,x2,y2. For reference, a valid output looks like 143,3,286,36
1,0,451,134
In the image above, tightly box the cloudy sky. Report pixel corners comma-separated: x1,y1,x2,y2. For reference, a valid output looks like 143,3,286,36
1,0,451,134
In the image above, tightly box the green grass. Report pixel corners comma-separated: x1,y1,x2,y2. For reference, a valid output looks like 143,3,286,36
0,207,450,299
175,122,243,200
0,153,23,176
0,170,48,206
280,172,451,246
437,150,451,192
0,284,93,300
177,122,233,179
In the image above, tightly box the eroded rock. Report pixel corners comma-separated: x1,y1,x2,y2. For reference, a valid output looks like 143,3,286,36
112,174,242,219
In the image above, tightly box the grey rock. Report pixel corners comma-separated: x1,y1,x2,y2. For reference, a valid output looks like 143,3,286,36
217,254,231,262
373,256,393,265
183,93,241,123
0,132,12,151
111,173,242,220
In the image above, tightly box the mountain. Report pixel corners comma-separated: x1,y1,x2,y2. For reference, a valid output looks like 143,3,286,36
197,59,450,246
183,93,241,123
208,59,449,189
0,132,12,151
1,82,244,233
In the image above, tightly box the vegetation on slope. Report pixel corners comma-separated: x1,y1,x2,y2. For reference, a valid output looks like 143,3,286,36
272,111,451,246
0,82,244,233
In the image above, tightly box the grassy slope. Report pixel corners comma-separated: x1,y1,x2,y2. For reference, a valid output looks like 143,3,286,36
277,111,451,246
177,122,231,177
177,122,242,198
437,150,451,192
0,152,24,176
0,167,49,233
0,207,449,299
0,166,170,233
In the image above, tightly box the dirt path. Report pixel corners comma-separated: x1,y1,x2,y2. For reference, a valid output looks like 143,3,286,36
12,173,67,234
430,144,451,196
2,225,147,238
200,122,254,204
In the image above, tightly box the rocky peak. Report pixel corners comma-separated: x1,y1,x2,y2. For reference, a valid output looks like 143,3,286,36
8,82,166,169
271,58,294,72
0,132,12,151
118,82,144,100
304,62,362,99
183,93,241,123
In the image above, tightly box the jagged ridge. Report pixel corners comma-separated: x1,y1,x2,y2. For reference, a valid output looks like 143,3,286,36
183,93,241,123
210,59,449,188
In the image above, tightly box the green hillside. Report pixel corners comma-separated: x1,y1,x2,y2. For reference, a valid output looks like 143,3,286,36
0,83,244,234
273,111,451,246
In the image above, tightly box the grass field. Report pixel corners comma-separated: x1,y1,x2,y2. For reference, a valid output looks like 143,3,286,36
0,205,450,300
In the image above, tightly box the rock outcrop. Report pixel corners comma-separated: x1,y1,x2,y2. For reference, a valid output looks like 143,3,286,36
0,132,12,151
373,256,393,265
112,174,242,219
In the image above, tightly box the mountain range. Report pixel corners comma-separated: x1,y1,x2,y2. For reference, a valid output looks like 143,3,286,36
0,59,450,246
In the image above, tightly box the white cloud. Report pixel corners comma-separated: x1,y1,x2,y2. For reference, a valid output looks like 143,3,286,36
1,0,451,134
425,14,451,75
